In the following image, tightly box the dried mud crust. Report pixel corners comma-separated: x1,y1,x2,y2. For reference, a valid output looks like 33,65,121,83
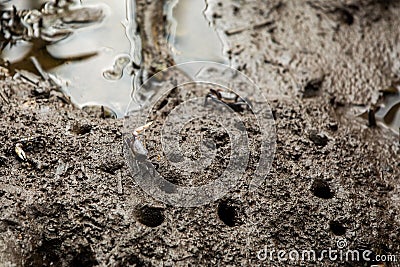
0,0,399,266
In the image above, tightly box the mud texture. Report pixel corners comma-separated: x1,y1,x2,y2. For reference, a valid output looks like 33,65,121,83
1,0,400,266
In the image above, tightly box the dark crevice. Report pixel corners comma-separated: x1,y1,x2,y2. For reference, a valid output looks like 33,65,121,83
311,178,334,199
134,205,165,227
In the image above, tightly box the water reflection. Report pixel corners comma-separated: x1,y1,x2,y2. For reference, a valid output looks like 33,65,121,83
165,0,229,76
1,0,139,117
1,0,231,117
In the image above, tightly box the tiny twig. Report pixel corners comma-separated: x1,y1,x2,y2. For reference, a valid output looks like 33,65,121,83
30,56,49,81
117,172,123,195
225,20,275,36
0,89,9,104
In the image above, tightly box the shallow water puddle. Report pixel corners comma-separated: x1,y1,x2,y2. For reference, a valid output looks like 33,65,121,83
1,0,140,117
164,0,229,75
1,0,228,116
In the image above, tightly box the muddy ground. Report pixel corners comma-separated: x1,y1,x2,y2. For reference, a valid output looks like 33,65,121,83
1,0,400,266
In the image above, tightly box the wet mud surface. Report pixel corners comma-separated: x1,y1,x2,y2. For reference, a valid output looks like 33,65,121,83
1,0,400,266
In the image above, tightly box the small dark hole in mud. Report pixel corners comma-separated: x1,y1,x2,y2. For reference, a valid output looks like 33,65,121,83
26,239,62,266
157,99,168,110
376,0,398,8
0,156,6,166
214,131,229,143
329,221,346,236
272,110,277,120
32,87,50,99
1,219,20,229
336,8,354,25
71,246,98,267
217,200,243,227
233,6,240,15
71,123,92,135
311,179,334,199
309,131,329,146
212,13,222,19
367,108,377,127
327,121,338,131
134,205,165,227
119,254,145,266
303,77,323,98
99,159,124,175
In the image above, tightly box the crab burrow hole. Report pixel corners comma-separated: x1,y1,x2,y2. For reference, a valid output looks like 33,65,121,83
329,220,346,236
134,205,165,227
217,199,244,227
310,178,334,199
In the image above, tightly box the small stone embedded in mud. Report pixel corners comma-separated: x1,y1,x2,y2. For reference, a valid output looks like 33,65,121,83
309,130,329,146
311,178,334,199
55,161,68,176
71,122,92,135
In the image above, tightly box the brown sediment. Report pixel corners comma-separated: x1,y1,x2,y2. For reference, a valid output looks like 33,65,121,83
0,0,399,266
